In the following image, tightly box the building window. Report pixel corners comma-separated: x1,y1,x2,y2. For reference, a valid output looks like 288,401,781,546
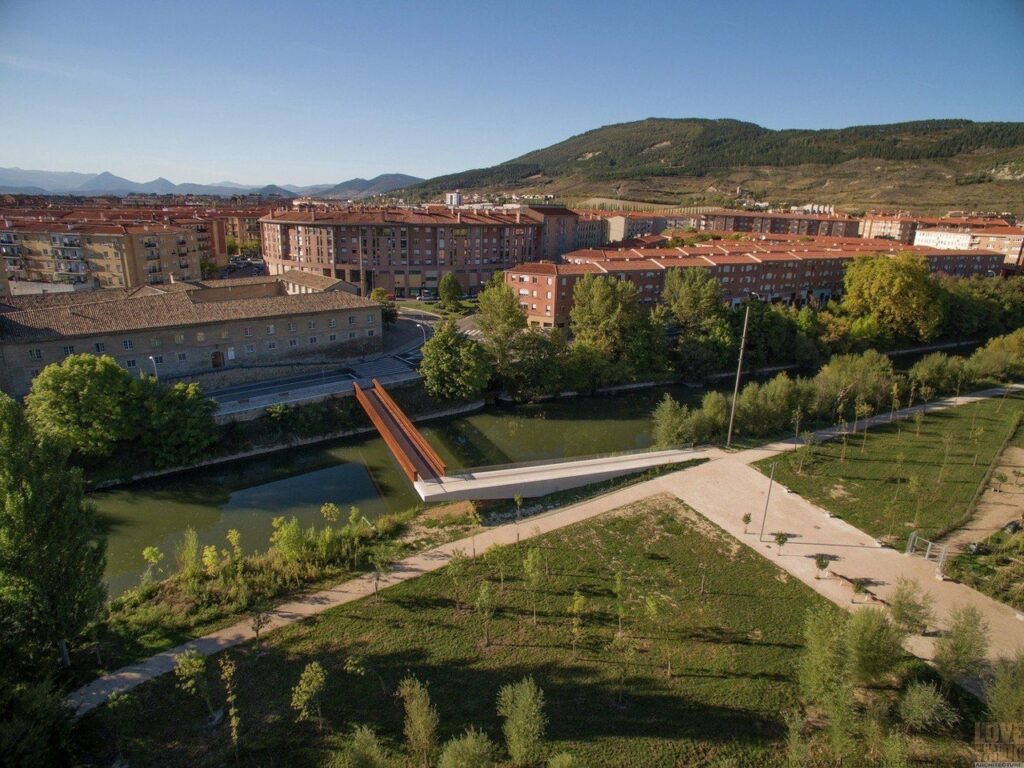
328,319,337,328
289,339,298,347
126,359,137,369
177,352,187,362
309,336,317,344
266,324,276,335
122,339,134,351
150,338,161,348
29,349,42,361
245,344,255,353
287,322,296,332
28,368,40,378
349,331,356,339
152,355,164,364
62,345,75,356
329,334,337,342
94,342,105,353
367,329,375,337
244,326,253,337
348,316,356,325
196,332,206,342
268,341,277,350
307,320,316,330
220,330,229,340
367,314,375,324
174,333,185,344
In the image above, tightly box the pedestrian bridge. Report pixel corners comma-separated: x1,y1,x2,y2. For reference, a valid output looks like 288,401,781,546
354,380,713,501
353,379,446,483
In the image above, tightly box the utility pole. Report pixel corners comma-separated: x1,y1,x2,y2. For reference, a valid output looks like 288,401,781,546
726,302,751,448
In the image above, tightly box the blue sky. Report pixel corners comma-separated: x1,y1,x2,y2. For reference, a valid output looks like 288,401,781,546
1,0,1022,186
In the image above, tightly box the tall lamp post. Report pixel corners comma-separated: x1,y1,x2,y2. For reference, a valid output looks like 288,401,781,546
726,292,759,448
147,355,159,382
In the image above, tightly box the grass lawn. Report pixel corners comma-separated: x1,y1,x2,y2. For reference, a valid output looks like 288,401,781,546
756,392,1024,546
74,496,973,767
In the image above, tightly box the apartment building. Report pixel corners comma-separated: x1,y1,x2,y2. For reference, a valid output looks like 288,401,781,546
572,212,610,249
506,241,1004,328
914,227,1024,268
0,272,381,396
0,222,202,289
261,207,543,297
525,205,578,259
219,207,272,248
699,210,861,237
0,260,9,297
859,215,918,244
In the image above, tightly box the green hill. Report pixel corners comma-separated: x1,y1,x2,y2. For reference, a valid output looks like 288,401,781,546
403,118,1024,212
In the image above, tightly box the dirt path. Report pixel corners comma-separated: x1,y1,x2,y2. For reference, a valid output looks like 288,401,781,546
941,444,1024,552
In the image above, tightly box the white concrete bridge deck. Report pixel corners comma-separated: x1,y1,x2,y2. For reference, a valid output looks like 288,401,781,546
414,446,719,501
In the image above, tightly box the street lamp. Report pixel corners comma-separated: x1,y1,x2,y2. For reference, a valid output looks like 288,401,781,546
147,355,159,382
416,322,428,347
726,292,760,448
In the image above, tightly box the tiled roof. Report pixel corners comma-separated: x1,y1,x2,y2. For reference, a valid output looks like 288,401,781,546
0,283,376,343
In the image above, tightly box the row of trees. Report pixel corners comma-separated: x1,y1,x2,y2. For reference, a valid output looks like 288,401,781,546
653,327,1024,447
24,354,217,470
0,392,108,762
421,259,1024,405
170,644,570,768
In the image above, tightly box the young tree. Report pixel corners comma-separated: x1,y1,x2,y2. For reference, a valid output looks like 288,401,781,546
475,580,495,647
497,677,547,767
0,394,106,668
888,578,934,636
899,682,958,732
814,554,830,579
612,569,626,634
24,354,138,458
250,610,272,652
844,607,904,686
420,318,492,400
484,543,509,592
438,272,464,311
369,287,398,325
934,604,989,684
774,531,790,555
349,725,389,768
568,589,587,658
438,727,494,768
741,512,752,534
398,676,439,768
987,650,1024,723
523,547,544,624
219,655,241,762
798,605,848,706
291,661,327,732
175,649,216,721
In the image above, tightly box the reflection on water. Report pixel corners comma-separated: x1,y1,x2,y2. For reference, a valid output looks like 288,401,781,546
94,385,702,595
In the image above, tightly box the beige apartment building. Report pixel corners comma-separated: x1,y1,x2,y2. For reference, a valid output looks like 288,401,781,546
859,215,918,243
261,207,543,297
0,271,382,396
0,221,203,289
913,227,1024,267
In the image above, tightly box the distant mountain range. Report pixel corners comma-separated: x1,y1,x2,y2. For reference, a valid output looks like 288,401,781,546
0,167,423,199
399,118,1024,213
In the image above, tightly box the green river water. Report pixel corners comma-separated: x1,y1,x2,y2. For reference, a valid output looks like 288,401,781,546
94,385,703,596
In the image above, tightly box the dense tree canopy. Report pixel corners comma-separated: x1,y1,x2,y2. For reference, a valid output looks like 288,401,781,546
420,319,492,401
476,274,528,380
840,254,944,343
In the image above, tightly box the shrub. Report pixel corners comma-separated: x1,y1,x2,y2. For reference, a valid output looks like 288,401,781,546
497,677,547,767
899,681,958,732
987,650,1024,723
399,676,438,767
888,578,934,635
845,608,905,685
934,605,989,682
348,725,388,768
438,727,494,768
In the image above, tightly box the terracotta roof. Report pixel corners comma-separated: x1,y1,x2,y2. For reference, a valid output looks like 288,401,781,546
0,286,377,343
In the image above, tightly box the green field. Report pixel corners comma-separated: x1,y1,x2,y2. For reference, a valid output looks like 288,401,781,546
756,393,1024,546
75,496,974,767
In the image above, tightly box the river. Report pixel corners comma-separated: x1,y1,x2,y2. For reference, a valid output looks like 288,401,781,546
94,385,703,596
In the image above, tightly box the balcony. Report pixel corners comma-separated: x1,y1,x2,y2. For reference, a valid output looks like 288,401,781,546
142,239,158,249
145,252,160,261
60,237,82,248
56,263,88,275
145,265,161,274
178,260,190,269
53,247,83,259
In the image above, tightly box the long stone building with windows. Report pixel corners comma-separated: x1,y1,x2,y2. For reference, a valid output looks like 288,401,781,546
0,271,380,397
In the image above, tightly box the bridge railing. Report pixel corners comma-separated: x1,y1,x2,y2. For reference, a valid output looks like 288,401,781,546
444,443,697,479
353,381,419,483
371,379,445,479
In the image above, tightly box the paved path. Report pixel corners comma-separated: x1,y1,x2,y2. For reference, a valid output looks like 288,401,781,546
69,385,1024,716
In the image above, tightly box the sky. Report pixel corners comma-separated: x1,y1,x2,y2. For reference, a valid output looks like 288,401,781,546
1,0,1023,186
